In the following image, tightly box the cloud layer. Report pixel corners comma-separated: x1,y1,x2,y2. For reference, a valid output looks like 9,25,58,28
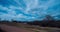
0,0,60,21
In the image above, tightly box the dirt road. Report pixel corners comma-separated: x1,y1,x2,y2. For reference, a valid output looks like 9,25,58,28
0,24,33,32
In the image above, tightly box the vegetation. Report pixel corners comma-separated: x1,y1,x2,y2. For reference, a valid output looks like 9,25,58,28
0,15,60,32
27,15,60,28
0,15,60,28
34,30,39,32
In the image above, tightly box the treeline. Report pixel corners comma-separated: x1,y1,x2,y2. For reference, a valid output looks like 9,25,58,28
27,15,60,28
0,20,60,28
27,20,60,28
0,15,60,28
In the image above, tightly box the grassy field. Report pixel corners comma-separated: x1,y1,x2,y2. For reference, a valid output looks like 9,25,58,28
0,22,60,32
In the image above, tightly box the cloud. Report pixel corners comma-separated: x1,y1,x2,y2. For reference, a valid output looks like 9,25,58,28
0,5,36,21
0,0,60,21
0,5,9,10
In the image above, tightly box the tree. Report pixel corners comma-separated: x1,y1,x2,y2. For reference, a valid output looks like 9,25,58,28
43,15,54,21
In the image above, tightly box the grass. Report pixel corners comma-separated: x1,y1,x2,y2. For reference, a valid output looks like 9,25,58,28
0,22,60,32
34,30,39,32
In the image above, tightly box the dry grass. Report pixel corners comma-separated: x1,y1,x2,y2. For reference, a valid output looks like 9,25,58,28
0,22,60,32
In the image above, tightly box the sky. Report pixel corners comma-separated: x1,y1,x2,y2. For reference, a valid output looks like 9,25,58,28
0,0,60,21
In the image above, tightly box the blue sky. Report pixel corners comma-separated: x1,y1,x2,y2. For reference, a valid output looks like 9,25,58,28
0,0,60,21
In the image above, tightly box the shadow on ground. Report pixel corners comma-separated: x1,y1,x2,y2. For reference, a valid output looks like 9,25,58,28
0,28,6,32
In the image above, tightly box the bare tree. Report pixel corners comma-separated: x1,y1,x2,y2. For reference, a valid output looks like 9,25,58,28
43,15,54,21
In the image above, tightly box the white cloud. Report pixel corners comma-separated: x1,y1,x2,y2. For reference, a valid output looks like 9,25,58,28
0,14,15,20
13,0,22,6
0,5,9,10
16,14,27,18
0,0,60,21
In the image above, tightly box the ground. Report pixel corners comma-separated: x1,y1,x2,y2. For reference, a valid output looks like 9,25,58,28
0,22,60,32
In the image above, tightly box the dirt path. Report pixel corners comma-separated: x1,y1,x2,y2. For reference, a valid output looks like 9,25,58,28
0,24,33,32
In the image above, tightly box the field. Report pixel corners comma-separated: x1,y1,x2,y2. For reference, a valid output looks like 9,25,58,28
0,22,60,32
